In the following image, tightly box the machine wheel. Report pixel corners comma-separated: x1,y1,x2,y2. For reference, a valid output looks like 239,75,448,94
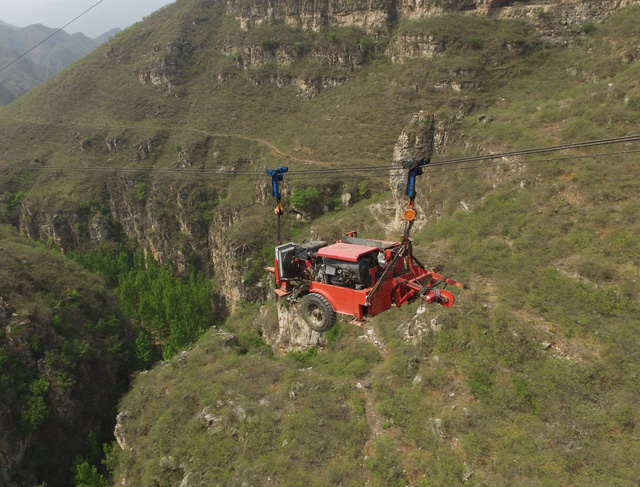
301,293,336,332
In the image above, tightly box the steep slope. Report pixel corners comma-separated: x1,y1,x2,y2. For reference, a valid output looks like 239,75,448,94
0,1,638,485
103,3,639,487
0,225,134,487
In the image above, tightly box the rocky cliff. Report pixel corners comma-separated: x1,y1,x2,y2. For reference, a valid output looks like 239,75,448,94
226,0,638,39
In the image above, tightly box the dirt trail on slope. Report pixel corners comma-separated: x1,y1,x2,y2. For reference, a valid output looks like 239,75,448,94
7,117,337,167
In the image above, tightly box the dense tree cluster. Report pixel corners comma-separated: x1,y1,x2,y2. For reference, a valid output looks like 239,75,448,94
70,245,218,361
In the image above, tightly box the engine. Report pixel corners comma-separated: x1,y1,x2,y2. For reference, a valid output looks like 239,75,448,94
320,256,376,289
274,240,383,290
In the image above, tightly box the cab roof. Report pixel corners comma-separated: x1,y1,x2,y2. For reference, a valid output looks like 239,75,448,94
317,242,378,262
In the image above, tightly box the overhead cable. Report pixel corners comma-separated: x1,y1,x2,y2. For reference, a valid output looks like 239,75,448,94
1,134,639,178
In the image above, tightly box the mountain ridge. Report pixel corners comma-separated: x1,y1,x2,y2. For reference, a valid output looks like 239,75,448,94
0,21,121,105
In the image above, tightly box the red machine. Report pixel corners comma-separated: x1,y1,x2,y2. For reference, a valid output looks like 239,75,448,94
265,158,464,332
268,232,464,332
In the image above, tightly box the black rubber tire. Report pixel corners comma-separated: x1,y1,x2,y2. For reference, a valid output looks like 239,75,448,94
301,293,336,333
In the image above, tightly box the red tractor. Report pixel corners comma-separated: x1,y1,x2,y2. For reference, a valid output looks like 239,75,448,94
265,158,464,332
268,232,464,332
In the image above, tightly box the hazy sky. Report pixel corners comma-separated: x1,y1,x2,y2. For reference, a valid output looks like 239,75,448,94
0,0,176,37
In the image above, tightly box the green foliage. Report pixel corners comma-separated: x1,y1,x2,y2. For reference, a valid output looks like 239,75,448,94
118,253,217,358
1,191,24,221
72,459,108,487
467,369,493,399
293,41,309,56
71,245,218,358
29,376,50,396
290,187,321,211
468,36,482,49
135,182,148,203
10,191,23,210
357,182,369,198
365,436,407,487
21,395,49,433
135,330,154,366
20,376,50,432
260,38,278,51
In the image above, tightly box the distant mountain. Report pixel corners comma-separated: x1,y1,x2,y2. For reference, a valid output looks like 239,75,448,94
0,22,120,105
95,27,122,45
0,43,51,103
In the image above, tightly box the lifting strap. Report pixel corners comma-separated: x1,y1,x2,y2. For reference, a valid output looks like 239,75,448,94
267,166,288,244
401,157,429,244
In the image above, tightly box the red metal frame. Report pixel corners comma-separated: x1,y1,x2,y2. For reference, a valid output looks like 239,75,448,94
270,236,461,323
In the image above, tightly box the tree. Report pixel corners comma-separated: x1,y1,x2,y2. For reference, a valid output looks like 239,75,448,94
73,460,108,487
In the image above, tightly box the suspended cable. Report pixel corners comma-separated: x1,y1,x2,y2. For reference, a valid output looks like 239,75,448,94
1,134,639,179
428,133,640,167
0,0,106,74
421,148,640,175
283,134,640,174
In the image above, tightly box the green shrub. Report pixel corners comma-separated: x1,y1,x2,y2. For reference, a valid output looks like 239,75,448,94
365,436,407,487
135,331,154,366
72,459,108,487
135,182,147,203
467,370,493,399
290,188,321,211
468,36,482,49
21,381,49,433
260,38,278,51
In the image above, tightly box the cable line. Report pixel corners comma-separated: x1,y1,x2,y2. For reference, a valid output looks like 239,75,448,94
421,149,640,175
0,0,106,74
1,134,639,179
428,133,640,167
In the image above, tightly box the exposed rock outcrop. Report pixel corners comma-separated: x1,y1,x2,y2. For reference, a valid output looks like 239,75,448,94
226,0,639,39
390,110,436,232
262,302,326,353
135,39,194,93
226,0,396,32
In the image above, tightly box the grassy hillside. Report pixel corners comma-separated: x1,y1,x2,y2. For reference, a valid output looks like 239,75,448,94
0,2,547,202
0,0,638,486
0,225,134,487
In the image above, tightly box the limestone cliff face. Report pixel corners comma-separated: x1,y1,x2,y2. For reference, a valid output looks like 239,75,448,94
133,0,640,100
208,207,267,315
135,38,194,93
16,181,263,316
261,302,326,352
226,0,396,32
390,110,436,232
226,0,638,37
